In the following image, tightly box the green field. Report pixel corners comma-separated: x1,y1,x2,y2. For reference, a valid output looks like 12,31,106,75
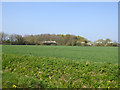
2,45,119,88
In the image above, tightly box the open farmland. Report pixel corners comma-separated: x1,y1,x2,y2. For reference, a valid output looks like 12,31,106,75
2,45,119,88
2,45,118,63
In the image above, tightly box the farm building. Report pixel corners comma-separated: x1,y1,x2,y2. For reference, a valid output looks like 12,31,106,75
107,41,113,44
86,42,93,46
81,42,85,44
42,41,57,45
96,41,103,44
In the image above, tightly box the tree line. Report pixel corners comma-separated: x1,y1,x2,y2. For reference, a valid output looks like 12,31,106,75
0,32,118,46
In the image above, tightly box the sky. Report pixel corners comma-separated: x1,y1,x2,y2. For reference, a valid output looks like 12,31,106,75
2,2,118,42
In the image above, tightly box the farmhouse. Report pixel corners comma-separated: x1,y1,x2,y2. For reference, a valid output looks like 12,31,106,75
105,41,113,46
107,41,113,44
96,41,102,44
81,42,85,44
86,42,92,46
42,41,57,45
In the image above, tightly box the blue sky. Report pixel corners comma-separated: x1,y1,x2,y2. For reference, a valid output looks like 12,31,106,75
2,2,118,42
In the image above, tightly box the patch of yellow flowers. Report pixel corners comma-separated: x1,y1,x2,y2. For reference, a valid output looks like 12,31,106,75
13,85,17,88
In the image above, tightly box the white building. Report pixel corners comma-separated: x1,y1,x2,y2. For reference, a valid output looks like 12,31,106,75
87,42,92,46
107,41,113,44
81,42,85,44
42,41,57,45
96,41,102,44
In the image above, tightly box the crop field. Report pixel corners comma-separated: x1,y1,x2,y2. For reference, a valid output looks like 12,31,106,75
2,45,119,88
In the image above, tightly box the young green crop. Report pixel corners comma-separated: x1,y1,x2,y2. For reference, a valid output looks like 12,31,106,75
2,53,118,88
2,45,118,64
2,45,118,88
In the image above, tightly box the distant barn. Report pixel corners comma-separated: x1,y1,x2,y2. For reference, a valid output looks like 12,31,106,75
42,41,57,45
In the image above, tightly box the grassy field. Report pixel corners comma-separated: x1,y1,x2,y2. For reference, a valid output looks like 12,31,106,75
2,45,118,63
2,45,119,88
